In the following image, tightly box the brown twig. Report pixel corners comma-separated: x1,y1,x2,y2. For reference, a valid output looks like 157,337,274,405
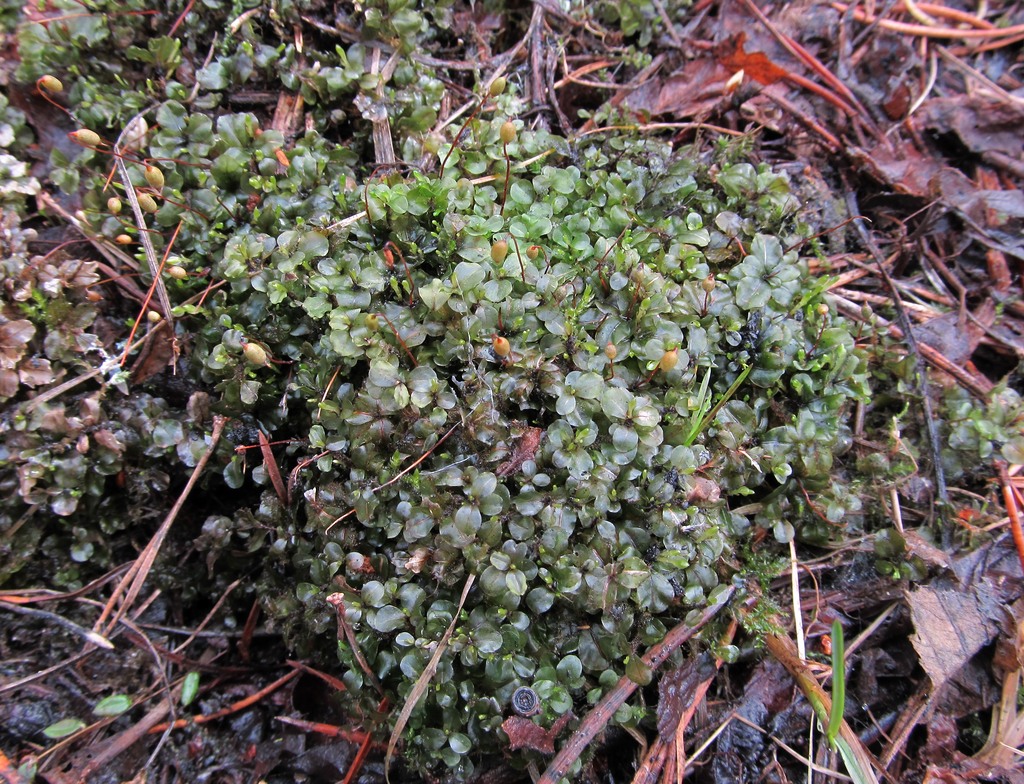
538,587,734,784
238,597,260,663
148,668,301,733
0,599,113,649
119,220,182,366
370,420,461,494
113,119,175,334
845,194,951,547
631,737,670,784
378,311,418,367
762,630,881,783
343,698,388,784
510,236,527,283
762,88,842,151
287,659,348,693
739,0,870,122
171,577,245,656
275,715,374,745
80,687,182,779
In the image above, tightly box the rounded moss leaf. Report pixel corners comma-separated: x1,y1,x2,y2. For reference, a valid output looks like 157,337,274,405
625,656,653,686
452,261,486,290
602,387,633,420
506,570,528,596
368,605,406,633
527,587,555,613
557,655,583,683
449,733,472,755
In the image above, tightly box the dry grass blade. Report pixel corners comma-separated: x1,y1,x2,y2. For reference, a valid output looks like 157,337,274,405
326,593,385,696
257,430,288,505
147,668,300,733
118,221,181,367
363,46,399,167
94,416,226,635
384,574,476,783
113,117,174,330
371,420,460,494
975,663,1024,766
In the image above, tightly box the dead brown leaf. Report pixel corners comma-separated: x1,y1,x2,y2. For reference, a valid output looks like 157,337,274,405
0,319,35,368
17,357,55,388
914,97,1024,163
622,58,729,120
129,320,176,385
657,653,717,738
912,311,986,368
501,712,574,755
0,368,17,398
907,584,1000,691
496,426,543,478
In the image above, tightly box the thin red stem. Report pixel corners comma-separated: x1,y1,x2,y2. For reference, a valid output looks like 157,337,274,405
379,312,418,367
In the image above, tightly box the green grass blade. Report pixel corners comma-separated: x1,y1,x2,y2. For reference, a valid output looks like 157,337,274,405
827,618,845,748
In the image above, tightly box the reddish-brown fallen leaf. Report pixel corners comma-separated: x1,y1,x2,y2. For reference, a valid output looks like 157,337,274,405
622,58,729,119
501,712,574,754
0,319,34,368
539,588,734,784
715,33,790,86
922,714,961,767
